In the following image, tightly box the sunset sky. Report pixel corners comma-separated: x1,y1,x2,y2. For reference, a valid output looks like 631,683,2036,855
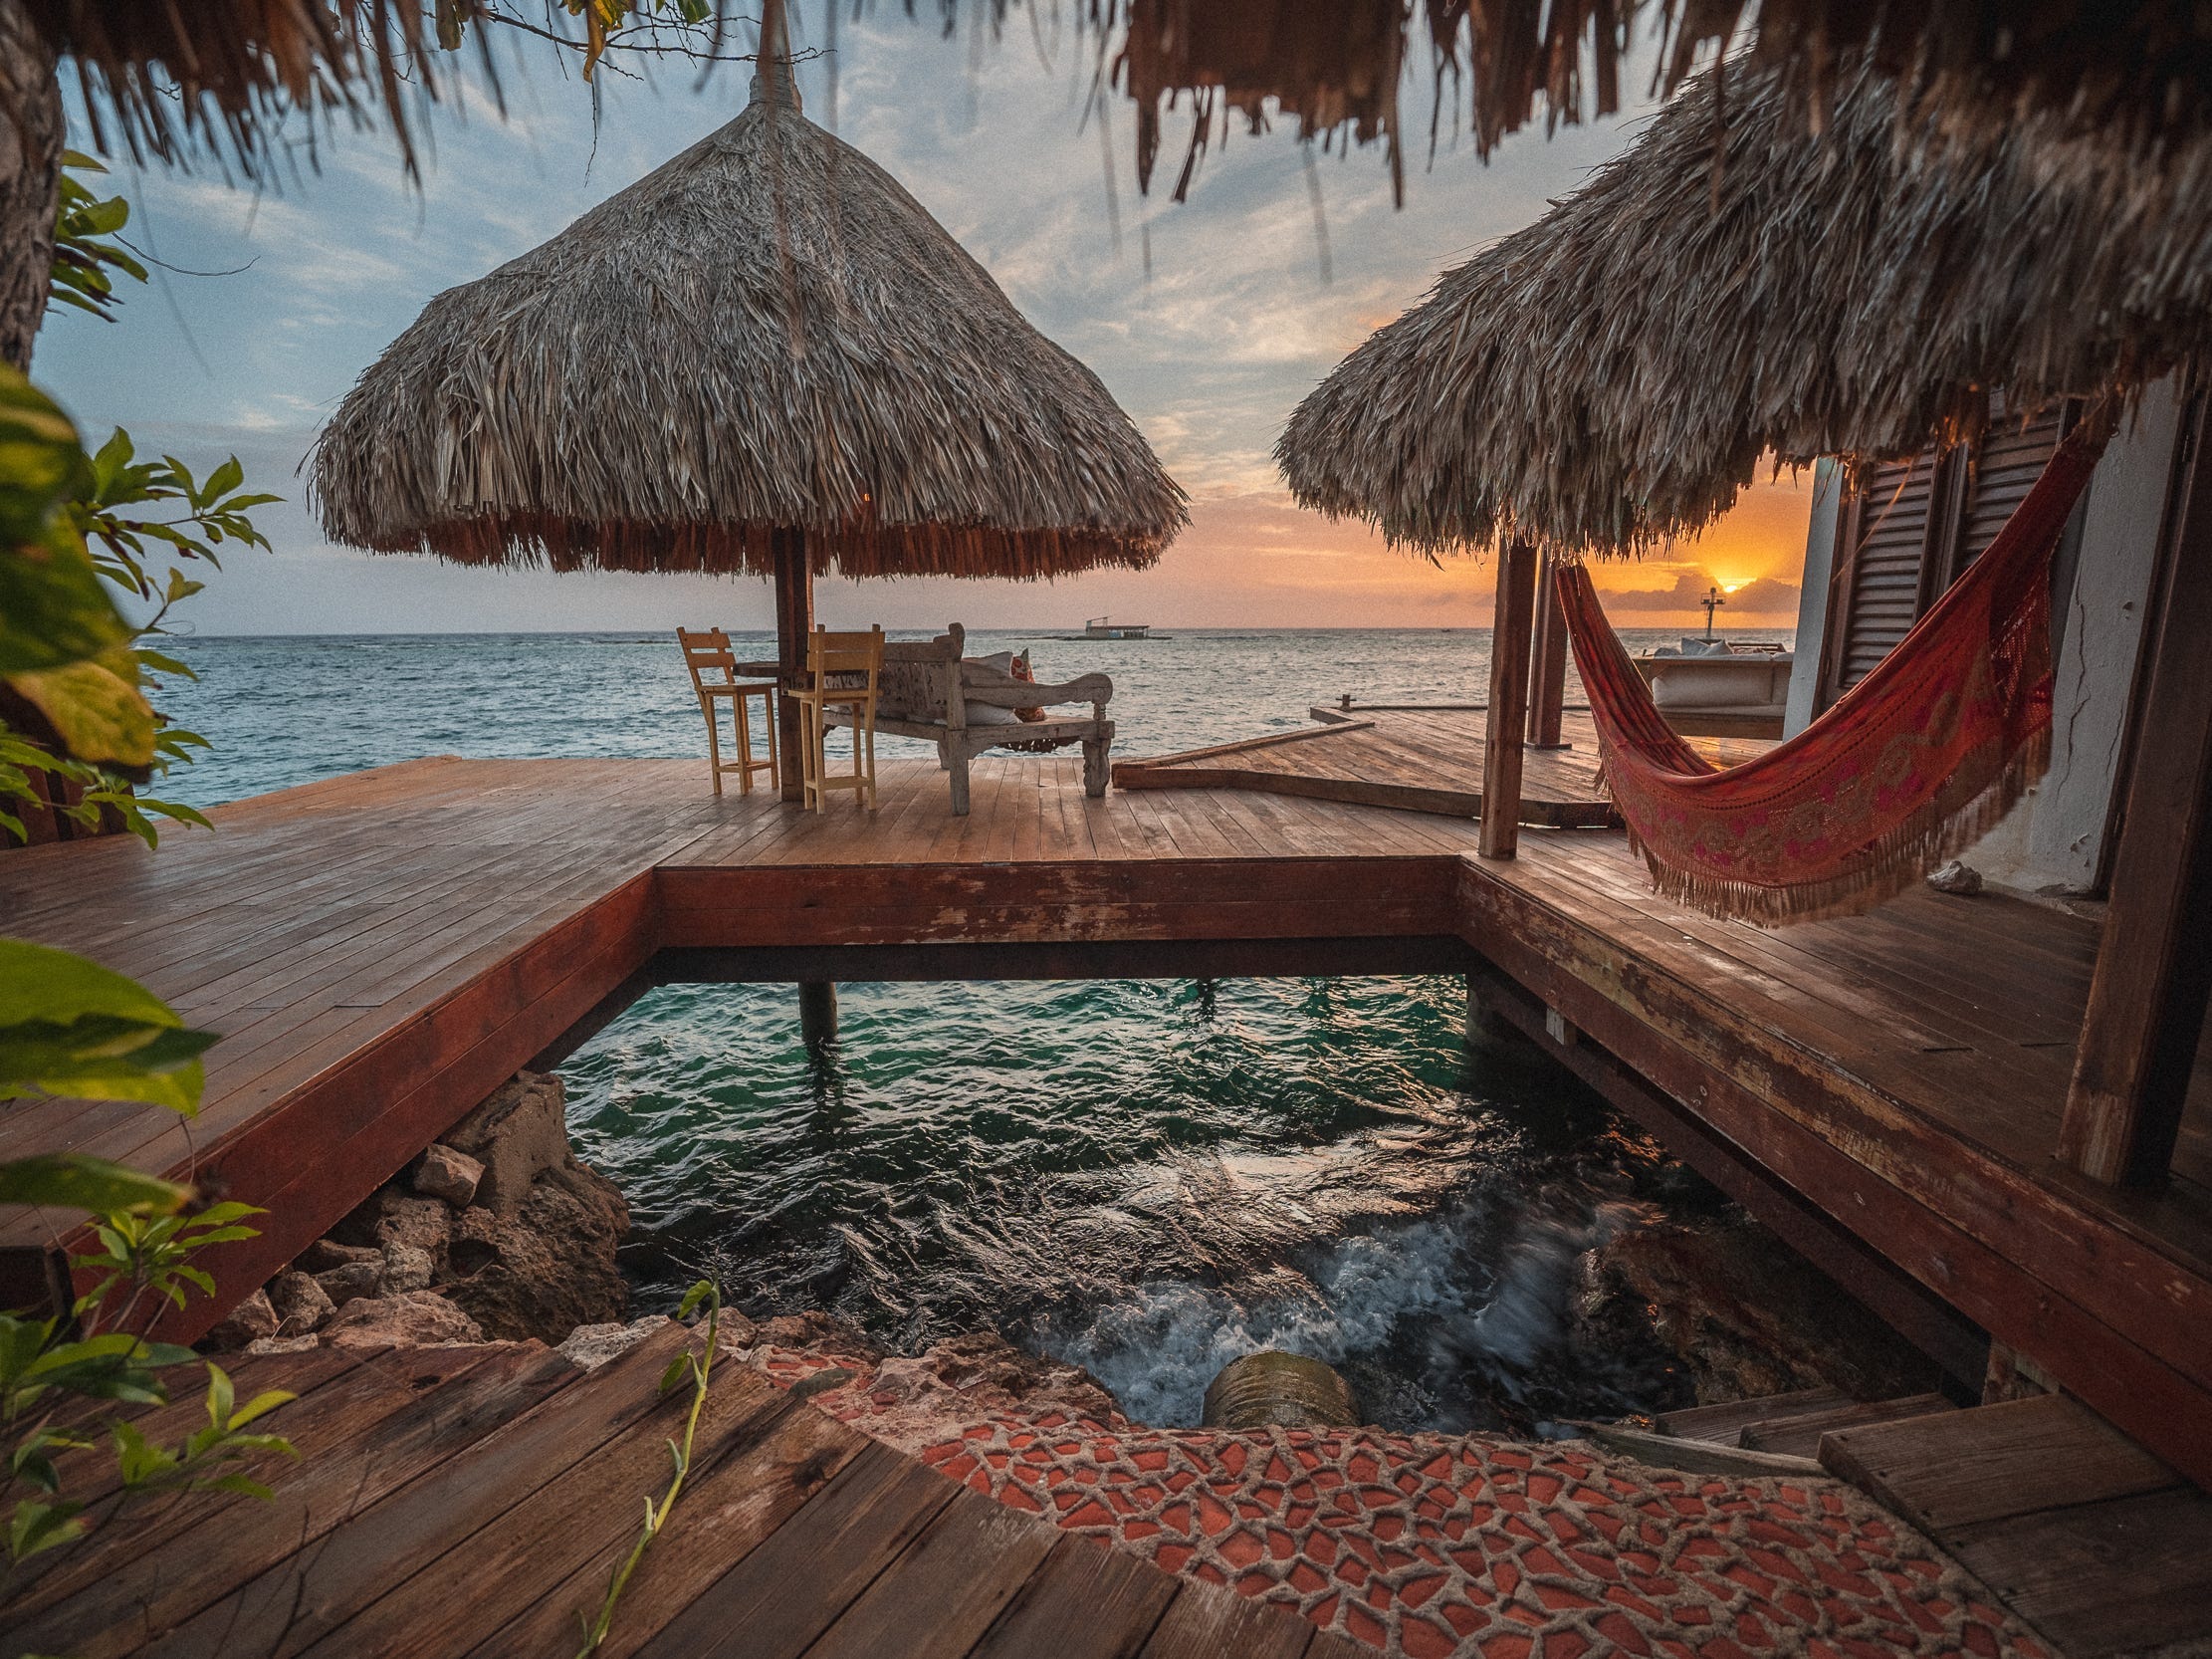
39,17,1811,635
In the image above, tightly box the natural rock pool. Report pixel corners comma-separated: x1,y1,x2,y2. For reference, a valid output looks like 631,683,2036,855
560,972,1766,1432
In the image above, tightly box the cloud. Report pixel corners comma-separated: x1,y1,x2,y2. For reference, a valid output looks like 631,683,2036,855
1595,566,1803,618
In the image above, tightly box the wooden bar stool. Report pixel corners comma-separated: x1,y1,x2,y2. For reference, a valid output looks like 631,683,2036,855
677,627,777,795
791,625,883,812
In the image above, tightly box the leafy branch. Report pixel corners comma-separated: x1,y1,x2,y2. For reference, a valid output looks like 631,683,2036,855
575,1281,722,1656
0,153,277,850
47,154,146,327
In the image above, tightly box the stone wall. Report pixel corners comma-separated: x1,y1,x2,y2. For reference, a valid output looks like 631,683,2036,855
202,1070,630,1353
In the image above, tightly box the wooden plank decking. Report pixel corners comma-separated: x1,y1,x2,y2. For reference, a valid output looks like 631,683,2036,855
4,752,2211,1495
1112,708,1767,825
1818,1395,2212,1656
3,1324,1357,1659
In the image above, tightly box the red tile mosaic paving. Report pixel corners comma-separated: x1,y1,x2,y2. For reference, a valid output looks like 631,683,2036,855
748,1345,2047,1659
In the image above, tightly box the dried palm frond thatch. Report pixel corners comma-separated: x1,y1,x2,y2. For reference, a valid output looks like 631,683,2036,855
22,2,2212,198
310,74,1185,581
1277,54,2212,562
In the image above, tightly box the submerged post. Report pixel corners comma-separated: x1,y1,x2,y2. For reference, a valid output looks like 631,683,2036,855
799,980,838,1048
773,528,812,804
1480,541,1539,858
1527,556,1570,750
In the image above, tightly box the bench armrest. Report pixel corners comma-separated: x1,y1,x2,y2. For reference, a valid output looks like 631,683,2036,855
961,670,1113,711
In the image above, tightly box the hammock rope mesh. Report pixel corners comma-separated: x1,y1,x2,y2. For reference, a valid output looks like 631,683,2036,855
1555,413,2113,926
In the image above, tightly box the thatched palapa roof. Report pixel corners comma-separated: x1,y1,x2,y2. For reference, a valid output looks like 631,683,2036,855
1277,54,2212,562
311,75,1186,582
30,3,2212,203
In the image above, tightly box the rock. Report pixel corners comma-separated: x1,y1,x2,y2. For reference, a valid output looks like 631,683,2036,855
1203,1351,1361,1429
1927,859,1984,895
413,1143,484,1208
322,1291,485,1348
316,1261,383,1308
379,1242,436,1295
297,1239,379,1275
448,1205,503,1277
1580,1215,1938,1405
443,1071,572,1216
557,1315,671,1370
441,1161,630,1343
787,1366,857,1403
733,1323,1130,1457
268,1270,334,1334
201,1289,280,1352
373,1195,455,1262
751,1311,884,1368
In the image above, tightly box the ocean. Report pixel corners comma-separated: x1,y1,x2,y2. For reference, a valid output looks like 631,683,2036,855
151,627,1789,1431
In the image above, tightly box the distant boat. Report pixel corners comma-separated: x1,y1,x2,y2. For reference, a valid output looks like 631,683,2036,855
1083,616,1151,639
1633,637,1793,740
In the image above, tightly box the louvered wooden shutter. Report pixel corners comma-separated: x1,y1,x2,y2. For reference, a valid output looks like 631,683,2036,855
1953,406,2064,574
1821,402,2069,703
1832,452,1941,694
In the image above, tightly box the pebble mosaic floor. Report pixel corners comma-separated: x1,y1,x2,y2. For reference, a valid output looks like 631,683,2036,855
748,1343,2052,1659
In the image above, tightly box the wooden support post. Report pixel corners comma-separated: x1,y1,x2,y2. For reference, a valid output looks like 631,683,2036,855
1480,541,1539,858
2059,399,2212,1186
798,980,838,1047
1464,973,1542,1066
1527,556,1570,750
772,527,812,804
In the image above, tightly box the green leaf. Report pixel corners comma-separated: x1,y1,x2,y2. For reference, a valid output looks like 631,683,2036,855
1,656,154,769
186,1202,264,1227
0,369,94,545
8,1498,86,1563
229,1388,298,1431
0,1154,189,1215
0,941,212,1110
0,939,184,1031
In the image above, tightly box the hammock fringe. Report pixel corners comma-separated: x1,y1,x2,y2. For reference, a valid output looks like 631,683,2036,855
1628,727,2051,926
1560,410,2111,929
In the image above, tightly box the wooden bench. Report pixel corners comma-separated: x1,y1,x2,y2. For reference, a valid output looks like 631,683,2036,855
817,623,1113,816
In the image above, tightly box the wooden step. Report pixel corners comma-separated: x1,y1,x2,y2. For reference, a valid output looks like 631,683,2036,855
1819,1392,2183,1532
1658,1386,1853,1446
1819,1393,2210,1658
1736,1391,1955,1458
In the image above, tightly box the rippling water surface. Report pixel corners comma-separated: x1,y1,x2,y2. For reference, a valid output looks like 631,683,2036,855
562,973,1703,1432
153,628,1789,1430
150,626,1786,808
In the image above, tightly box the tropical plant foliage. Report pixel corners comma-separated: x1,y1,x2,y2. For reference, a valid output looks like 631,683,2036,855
1,161,273,846
1,162,294,1596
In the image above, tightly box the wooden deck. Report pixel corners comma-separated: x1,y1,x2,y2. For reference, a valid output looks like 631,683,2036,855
1112,707,1766,825
4,1324,1355,1659
4,753,2210,1495
1653,1386,2212,1656
1819,1394,2212,1657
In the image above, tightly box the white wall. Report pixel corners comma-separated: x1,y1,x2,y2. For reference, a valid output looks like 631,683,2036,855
1783,459,1845,739
1969,382,2182,896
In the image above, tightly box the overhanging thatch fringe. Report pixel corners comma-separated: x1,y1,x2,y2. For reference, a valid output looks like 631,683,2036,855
1626,727,2051,927
28,4,2212,198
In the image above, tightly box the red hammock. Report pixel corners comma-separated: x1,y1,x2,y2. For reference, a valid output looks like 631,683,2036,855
1556,416,2111,925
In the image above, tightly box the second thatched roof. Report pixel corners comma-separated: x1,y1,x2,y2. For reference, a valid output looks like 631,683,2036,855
1278,55,2212,561
312,78,1186,581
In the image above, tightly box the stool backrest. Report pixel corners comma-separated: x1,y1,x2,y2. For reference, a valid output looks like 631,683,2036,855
806,625,884,687
677,627,739,693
